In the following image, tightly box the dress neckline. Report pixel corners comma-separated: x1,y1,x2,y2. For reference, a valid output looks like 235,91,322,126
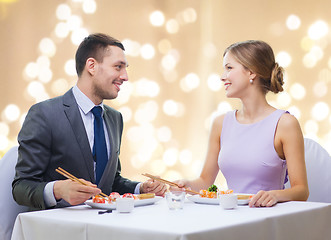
233,109,281,126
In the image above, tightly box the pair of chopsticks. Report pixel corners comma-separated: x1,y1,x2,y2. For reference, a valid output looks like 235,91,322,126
56,167,108,199
142,173,200,195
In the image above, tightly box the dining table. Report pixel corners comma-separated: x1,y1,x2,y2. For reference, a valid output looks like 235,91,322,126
11,196,331,240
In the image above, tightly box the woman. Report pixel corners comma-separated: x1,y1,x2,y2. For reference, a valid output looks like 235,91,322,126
175,40,309,207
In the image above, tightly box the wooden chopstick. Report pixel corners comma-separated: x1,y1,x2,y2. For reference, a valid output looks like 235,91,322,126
56,167,108,199
142,173,200,195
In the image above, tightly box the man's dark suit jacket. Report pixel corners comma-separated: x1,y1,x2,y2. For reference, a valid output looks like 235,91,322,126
12,89,139,210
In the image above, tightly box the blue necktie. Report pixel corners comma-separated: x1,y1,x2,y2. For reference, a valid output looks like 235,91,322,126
91,106,108,185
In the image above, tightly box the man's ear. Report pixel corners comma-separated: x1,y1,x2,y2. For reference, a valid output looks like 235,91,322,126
86,58,97,75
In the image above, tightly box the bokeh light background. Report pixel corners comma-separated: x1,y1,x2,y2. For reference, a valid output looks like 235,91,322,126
0,0,330,188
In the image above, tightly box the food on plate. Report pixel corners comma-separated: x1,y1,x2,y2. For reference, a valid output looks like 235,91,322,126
137,193,155,200
122,193,138,200
199,189,217,198
93,192,151,204
200,184,220,198
237,194,253,200
207,184,218,192
219,189,234,195
109,192,121,202
92,195,106,203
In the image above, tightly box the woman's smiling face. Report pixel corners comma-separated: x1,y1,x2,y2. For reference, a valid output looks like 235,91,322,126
221,52,252,98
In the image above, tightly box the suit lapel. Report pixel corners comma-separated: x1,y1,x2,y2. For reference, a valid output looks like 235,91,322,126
99,107,120,187
62,89,95,182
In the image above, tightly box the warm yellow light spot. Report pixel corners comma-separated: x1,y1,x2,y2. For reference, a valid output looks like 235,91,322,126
64,59,76,76
311,102,329,121
203,42,218,58
0,0,17,3
276,92,292,108
134,101,158,124
166,19,179,34
304,120,319,135
286,14,301,30
308,20,329,40
156,126,172,142
163,100,179,116
118,106,132,123
303,53,317,68
207,73,222,91
300,37,314,52
24,62,38,79
287,106,301,120
82,0,97,14
163,148,178,166
134,78,160,97
0,135,9,151
71,28,89,45
150,10,165,27
55,22,70,38
115,81,133,105
122,39,140,57
51,78,69,96
0,122,9,136
161,52,179,71
179,149,192,165
289,83,306,100
313,81,328,98
276,51,292,67
158,39,172,54
3,104,20,122
56,4,71,20
150,159,167,176
180,73,200,92
180,8,197,23
140,44,155,60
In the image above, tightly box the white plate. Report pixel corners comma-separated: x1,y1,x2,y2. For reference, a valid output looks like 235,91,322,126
187,193,253,205
85,196,162,210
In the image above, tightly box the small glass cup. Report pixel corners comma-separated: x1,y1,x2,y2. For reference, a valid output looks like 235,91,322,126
219,193,238,209
165,191,185,210
116,198,134,213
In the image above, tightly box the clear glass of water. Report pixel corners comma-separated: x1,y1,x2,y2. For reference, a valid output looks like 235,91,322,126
165,191,185,210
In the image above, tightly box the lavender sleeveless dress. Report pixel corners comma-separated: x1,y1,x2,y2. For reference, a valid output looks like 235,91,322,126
218,110,287,194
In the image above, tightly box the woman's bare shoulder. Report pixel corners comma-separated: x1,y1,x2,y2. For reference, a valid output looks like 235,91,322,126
278,112,301,129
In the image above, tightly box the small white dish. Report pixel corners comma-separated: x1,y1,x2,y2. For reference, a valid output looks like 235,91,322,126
219,194,237,209
116,198,134,213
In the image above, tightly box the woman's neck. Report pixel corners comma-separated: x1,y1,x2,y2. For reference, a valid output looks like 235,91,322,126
237,94,275,124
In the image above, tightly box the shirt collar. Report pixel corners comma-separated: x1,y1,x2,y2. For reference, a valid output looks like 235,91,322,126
72,85,104,115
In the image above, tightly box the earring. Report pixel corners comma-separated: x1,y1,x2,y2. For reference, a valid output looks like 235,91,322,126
250,79,253,84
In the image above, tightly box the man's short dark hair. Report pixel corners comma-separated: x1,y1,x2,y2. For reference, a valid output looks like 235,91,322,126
75,33,125,76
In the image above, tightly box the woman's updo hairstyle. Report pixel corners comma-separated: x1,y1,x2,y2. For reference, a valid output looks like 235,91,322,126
223,40,284,94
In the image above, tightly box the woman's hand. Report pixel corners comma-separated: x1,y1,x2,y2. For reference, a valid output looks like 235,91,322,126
169,179,191,192
249,190,278,207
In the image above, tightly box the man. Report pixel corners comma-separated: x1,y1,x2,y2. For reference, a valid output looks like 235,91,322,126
12,33,166,210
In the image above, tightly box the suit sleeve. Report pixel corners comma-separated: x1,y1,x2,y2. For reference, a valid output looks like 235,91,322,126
12,103,52,210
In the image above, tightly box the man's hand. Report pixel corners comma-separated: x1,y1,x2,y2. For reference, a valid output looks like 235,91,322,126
54,179,101,206
140,179,167,197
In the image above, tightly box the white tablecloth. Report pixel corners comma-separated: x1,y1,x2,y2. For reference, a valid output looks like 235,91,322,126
11,199,331,240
